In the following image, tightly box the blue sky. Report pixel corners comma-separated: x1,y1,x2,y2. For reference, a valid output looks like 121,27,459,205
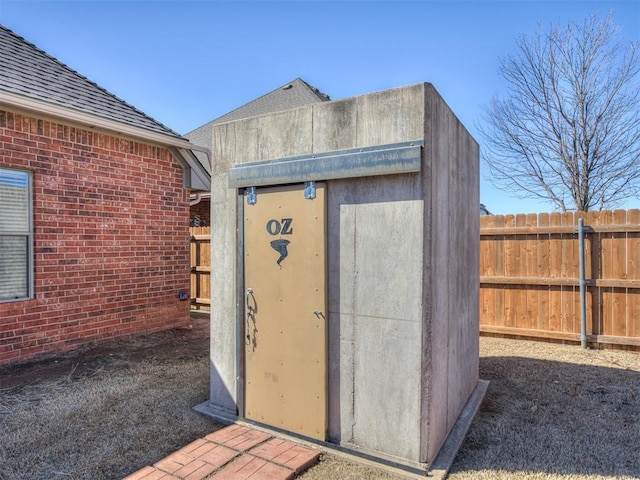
1,0,638,214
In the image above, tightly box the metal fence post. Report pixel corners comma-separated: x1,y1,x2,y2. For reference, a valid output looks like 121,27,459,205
578,218,587,348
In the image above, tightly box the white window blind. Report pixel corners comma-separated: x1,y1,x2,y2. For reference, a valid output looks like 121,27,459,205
0,236,28,300
0,168,31,302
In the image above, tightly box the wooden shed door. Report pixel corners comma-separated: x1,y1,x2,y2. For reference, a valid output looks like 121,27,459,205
243,183,327,440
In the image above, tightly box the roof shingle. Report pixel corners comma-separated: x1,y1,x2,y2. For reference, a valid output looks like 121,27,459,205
0,24,181,138
207,78,330,126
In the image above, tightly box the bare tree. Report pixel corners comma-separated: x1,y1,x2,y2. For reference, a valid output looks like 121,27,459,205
479,14,640,211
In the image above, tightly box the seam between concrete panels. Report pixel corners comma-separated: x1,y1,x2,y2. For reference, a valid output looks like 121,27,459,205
349,204,358,443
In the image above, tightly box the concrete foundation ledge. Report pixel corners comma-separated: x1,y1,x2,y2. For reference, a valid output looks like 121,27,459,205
429,379,490,479
194,379,488,480
193,401,238,426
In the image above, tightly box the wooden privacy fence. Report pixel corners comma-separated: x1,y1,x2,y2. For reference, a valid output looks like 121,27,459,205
193,217,640,346
480,209,640,349
190,226,211,311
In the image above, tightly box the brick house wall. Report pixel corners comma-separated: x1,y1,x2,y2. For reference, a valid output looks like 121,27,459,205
0,109,192,366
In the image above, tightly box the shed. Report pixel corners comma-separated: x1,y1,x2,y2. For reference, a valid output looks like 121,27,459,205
195,82,484,475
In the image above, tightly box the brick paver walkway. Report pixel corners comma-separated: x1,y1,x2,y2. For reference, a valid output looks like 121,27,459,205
124,424,320,480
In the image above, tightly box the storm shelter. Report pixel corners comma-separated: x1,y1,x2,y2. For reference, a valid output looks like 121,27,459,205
195,83,486,475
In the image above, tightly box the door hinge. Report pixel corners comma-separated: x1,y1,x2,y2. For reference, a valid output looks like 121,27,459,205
246,186,257,205
304,181,316,200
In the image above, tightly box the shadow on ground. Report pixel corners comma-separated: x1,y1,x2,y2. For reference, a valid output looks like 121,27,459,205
449,354,639,479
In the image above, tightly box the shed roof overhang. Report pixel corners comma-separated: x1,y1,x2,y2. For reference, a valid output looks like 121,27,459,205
0,90,211,192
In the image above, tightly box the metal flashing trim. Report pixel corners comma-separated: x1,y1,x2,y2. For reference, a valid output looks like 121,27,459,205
228,140,423,188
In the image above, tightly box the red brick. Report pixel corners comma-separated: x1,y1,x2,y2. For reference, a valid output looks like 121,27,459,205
122,466,178,480
163,458,216,480
205,425,271,452
205,425,250,444
213,455,294,480
155,452,197,474
248,439,320,474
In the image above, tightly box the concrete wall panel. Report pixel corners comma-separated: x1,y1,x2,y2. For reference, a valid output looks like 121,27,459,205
326,172,424,459
222,108,314,165
353,199,423,321
327,180,356,444
353,314,422,459
212,122,239,172
208,171,238,413
356,84,424,146
350,197,423,459
424,90,453,461
312,98,358,152
328,317,355,444
421,84,480,462
256,107,313,160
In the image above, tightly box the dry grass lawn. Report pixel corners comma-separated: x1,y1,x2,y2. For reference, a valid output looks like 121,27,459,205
1,314,638,480
0,314,219,479
447,338,640,480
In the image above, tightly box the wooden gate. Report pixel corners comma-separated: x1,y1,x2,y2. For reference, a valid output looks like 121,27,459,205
190,226,211,311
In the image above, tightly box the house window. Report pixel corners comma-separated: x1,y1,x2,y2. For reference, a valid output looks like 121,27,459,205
0,167,33,302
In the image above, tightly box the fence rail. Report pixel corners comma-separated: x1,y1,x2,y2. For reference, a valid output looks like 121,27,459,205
190,226,211,311
480,209,640,349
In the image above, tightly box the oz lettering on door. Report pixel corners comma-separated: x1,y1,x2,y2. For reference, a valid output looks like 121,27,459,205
266,218,293,236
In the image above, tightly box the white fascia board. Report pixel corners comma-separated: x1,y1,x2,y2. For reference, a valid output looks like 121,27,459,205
173,147,211,192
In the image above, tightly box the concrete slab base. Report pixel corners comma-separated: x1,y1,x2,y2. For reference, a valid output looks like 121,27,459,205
194,378,488,479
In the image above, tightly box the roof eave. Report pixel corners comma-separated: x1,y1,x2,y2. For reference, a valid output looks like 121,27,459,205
0,90,211,192
172,147,211,192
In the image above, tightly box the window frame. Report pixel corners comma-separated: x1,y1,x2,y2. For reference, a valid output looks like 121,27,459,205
0,167,34,303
